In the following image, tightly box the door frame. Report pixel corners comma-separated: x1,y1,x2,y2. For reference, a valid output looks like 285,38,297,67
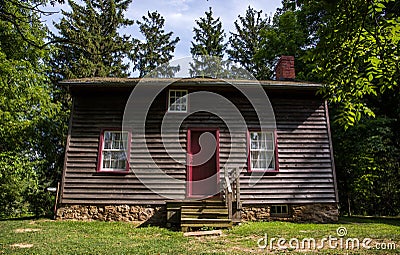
186,127,220,198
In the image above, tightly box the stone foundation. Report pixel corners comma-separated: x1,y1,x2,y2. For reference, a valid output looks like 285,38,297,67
241,203,338,223
241,205,271,221
57,203,338,224
292,204,339,223
56,205,166,225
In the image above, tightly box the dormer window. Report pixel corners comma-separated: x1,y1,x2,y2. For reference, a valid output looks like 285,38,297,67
168,89,188,112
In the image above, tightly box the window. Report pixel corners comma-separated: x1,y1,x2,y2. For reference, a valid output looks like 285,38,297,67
270,205,289,216
98,130,131,172
168,89,188,112
248,130,277,171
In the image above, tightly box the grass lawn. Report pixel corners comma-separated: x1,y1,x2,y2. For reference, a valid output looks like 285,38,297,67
0,217,399,254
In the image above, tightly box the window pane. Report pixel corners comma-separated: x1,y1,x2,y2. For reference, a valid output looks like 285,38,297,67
110,159,117,168
168,90,187,112
101,131,129,170
102,151,111,168
103,132,111,149
250,131,275,170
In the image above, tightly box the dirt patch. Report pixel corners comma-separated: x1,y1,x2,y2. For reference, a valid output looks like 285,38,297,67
14,228,41,233
10,243,34,248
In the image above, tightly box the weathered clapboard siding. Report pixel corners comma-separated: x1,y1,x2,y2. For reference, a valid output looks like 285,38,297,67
223,96,336,205
60,80,337,205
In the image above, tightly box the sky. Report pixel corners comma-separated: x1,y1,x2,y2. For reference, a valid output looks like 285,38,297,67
43,0,282,60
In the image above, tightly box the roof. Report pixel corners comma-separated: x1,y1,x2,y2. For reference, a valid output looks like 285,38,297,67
60,77,322,91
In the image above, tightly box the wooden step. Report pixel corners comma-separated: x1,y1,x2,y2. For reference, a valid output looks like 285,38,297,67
181,213,229,219
181,206,228,211
181,207,229,219
167,200,226,208
181,218,233,228
166,199,233,231
181,208,228,214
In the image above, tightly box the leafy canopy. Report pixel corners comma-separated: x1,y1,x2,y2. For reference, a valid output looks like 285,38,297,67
0,0,63,217
255,4,308,80
309,0,400,128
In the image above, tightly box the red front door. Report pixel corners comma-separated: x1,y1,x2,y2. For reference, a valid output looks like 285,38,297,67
187,129,219,198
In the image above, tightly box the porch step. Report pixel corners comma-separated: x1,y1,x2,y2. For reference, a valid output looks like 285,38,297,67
181,205,229,219
181,218,233,228
167,199,225,207
166,199,233,231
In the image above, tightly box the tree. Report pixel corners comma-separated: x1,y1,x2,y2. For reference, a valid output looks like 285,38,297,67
190,7,227,77
0,0,63,217
309,0,400,128
50,0,133,79
0,0,65,48
190,7,226,58
333,111,400,216
255,7,308,80
227,6,270,80
286,0,400,216
131,11,180,78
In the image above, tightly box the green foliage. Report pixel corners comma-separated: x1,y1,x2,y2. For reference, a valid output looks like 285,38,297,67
0,153,37,217
333,115,400,216
190,7,227,77
190,7,226,58
131,11,180,78
227,6,270,80
255,6,312,80
272,0,400,217
310,0,400,128
50,0,133,79
0,0,65,217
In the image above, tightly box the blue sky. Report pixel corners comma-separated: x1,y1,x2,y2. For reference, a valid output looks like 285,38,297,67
43,0,282,60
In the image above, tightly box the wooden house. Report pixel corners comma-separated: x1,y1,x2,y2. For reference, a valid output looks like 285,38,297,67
56,58,339,229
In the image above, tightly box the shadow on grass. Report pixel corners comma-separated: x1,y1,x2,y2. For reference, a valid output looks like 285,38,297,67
0,213,54,222
339,216,400,226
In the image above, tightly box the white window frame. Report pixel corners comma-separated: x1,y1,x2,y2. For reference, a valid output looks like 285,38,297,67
99,130,130,172
248,130,276,171
168,89,188,113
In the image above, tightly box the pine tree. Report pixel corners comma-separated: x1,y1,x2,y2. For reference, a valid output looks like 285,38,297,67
50,0,133,79
189,7,227,78
227,6,270,80
190,7,226,57
131,11,180,78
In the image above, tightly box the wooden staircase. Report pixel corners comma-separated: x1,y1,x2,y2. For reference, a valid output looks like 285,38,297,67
181,200,233,231
166,168,242,232
167,200,232,231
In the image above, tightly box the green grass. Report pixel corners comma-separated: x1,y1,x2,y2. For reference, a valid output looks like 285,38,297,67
0,217,399,254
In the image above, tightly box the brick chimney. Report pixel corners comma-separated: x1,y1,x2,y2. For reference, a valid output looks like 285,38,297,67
275,56,295,80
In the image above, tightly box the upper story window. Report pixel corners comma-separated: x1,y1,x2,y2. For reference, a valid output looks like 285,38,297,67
248,130,277,172
168,89,188,112
98,130,131,172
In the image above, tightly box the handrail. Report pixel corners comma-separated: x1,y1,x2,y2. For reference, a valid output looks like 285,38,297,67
223,167,241,220
224,175,232,194
224,168,233,220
